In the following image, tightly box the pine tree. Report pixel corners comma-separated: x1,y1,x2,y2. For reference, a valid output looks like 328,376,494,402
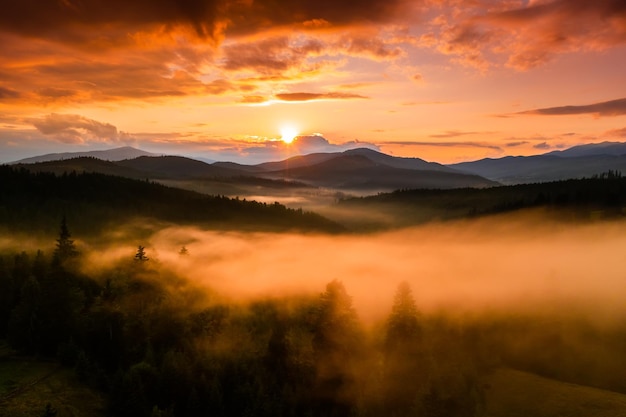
134,246,149,262
385,281,421,353
53,216,78,266
382,282,425,415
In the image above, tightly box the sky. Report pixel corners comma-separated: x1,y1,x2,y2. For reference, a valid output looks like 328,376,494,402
1,0,625,164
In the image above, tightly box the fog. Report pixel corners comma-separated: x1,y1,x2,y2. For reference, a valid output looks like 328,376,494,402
84,212,626,325
4,211,626,416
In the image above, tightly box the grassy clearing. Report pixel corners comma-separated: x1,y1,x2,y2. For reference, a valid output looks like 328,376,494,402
485,368,626,417
0,355,108,417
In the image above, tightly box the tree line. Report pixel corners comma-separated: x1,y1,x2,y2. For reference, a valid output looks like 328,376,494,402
3,219,626,416
0,219,486,417
0,166,342,237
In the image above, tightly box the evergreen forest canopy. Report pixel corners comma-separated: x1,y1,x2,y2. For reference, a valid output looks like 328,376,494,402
2,217,626,417
3,164,626,416
0,166,342,237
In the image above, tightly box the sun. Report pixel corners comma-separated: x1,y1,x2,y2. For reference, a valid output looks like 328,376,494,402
280,126,299,144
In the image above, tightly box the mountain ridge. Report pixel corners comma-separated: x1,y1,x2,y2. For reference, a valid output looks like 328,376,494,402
11,140,626,187
10,145,159,164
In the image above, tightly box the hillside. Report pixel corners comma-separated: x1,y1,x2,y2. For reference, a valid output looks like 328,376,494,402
450,153,626,184
11,147,497,195
485,368,626,417
115,155,243,179
11,146,158,164
334,175,626,229
260,154,497,191
0,166,343,236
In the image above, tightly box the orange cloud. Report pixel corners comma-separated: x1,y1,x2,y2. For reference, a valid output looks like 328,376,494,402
275,92,368,102
31,113,133,144
429,0,626,70
519,98,626,117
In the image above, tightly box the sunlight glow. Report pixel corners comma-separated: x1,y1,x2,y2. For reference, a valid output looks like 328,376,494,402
280,126,299,144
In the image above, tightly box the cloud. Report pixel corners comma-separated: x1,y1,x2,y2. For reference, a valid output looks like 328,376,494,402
429,0,626,70
506,141,530,147
32,113,133,144
211,135,380,164
0,0,414,44
605,127,626,138
383,140,502,151
519,98,626,117
275,92,368,102
239,95,267,104
429,130,482,139
345,34,405,60
0,0,414,108
0,86,21,99
533,141,551,150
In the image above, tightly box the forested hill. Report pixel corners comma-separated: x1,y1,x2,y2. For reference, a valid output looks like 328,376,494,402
337,173,626,229
0,166,343,235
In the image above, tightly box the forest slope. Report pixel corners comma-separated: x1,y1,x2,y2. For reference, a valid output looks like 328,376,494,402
332,174,626,230
485,368,626,417
0,166,343,236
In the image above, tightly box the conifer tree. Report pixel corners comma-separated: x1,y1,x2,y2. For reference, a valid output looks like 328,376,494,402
385,281,421,353
134,246,149,262
52,215,78,266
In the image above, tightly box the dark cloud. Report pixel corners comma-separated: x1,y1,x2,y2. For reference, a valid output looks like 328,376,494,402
37,87,77,98
533,141,551,150
520,98,626,117
384,140,502,151
0,0,413,43
0,86,20,99
275,92,368,102
32,113,132,144
506,141,529,147
429,130,481,139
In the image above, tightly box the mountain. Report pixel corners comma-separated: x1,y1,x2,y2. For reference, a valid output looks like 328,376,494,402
10,146,158,164
254,152,343,171
253,148,457,173
545,141,626,158
450,142,626,184
14,147,497,193
116,155,243,179
12,156,150,179
343,148,456,172
259,154,497,191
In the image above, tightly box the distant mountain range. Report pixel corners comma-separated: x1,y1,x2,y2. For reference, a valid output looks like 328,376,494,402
11,146,158,163
449,141,626,184
10,146,497,192
8,141,626,191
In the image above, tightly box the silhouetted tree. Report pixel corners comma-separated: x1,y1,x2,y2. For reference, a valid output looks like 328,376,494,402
53,215,78,266
382,282,425,416
385,281,421,353
179,246,189,256
135,246,149,262
311,280,363,416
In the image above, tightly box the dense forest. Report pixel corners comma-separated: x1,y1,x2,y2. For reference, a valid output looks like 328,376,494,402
337,172,626,229
0,220,487,417
2,219,626,416
0,166,342,237
3,165,626,416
